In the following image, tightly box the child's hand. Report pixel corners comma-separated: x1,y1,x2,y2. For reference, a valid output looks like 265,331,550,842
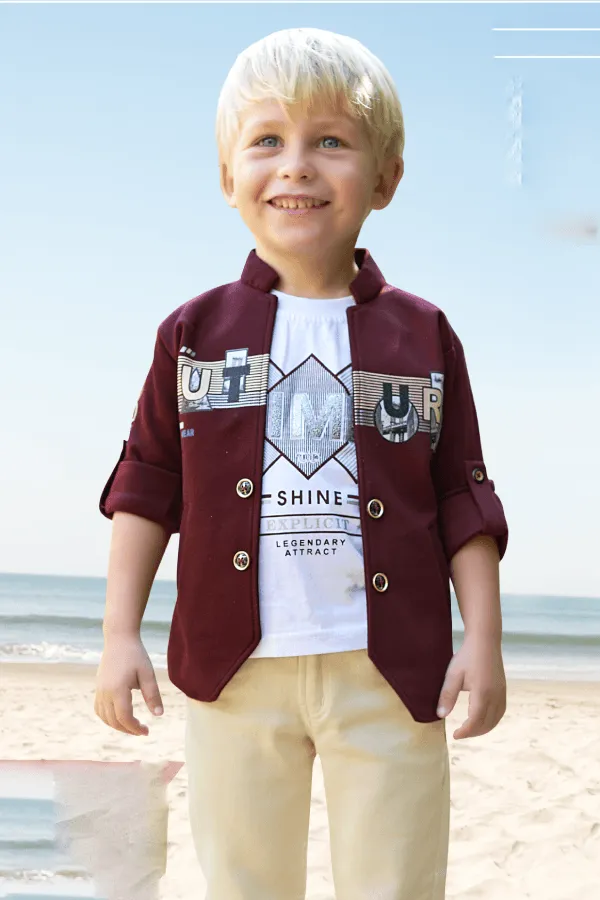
436,635,507,739
94,634,164,736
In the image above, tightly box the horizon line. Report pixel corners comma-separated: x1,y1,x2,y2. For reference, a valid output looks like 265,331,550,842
0,571,598,602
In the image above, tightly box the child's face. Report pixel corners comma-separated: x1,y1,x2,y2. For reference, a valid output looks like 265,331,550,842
221,96,401,261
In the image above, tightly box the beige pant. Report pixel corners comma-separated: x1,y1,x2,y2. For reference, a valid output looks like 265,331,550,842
185,649,450,900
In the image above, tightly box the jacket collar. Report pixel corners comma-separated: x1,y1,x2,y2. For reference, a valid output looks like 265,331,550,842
240,247,386,305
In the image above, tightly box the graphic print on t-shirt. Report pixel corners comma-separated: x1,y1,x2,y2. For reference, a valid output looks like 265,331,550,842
263,354,356,481
260,353,362,563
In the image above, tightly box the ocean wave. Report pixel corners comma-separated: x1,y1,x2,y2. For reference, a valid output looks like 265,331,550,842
0,643,168,667
0,838,56,851
0,613,169,633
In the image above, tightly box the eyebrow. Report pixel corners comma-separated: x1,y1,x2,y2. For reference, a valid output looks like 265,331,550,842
242,117,354,133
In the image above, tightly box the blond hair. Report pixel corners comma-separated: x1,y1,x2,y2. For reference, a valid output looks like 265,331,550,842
216,28,405,170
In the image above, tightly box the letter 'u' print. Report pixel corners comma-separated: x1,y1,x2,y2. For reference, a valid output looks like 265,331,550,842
353,370,444,449
177,347,270,412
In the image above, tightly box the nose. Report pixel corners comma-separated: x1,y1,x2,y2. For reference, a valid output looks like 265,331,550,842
276,142,315,182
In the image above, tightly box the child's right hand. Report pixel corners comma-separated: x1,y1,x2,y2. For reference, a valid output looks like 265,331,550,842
94,634,164,736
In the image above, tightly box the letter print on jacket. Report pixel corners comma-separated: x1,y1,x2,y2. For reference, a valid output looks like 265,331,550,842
178,347,270,411
353,370,444,449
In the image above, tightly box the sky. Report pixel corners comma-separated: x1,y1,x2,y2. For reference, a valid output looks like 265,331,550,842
1,2,599,597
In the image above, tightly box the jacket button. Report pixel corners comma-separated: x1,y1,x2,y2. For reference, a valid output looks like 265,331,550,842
236,478,254,498
372,573,389,592
233,551,251,571
472,467,485,484
367,498,384,519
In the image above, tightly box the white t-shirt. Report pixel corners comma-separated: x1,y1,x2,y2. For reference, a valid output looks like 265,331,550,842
249,290,368,658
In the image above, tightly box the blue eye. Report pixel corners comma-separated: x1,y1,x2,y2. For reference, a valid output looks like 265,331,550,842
257,136,279,147
255,135,343,149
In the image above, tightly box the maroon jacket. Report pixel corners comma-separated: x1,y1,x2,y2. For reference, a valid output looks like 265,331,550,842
100,248,508,722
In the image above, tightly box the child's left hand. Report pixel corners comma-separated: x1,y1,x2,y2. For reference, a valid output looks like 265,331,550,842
436,634,507,739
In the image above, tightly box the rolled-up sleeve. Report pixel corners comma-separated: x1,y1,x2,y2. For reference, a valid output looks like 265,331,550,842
99,317,183,534
432,319,509,562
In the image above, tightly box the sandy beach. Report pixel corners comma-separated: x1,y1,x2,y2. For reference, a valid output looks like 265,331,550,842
1,662,599,900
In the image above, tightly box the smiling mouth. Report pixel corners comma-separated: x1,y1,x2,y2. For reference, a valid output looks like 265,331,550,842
268,199,330,210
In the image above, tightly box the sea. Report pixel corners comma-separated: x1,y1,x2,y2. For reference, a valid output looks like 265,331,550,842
1,572,599,680
1,572,600,898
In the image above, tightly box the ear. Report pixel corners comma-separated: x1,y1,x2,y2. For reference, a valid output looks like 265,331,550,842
371,155,404,212
220,159,237,209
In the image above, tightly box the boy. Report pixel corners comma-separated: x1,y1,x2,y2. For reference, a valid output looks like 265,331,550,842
95,27,508,900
